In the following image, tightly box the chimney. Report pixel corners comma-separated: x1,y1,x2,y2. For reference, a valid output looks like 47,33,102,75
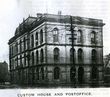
37,13,43,18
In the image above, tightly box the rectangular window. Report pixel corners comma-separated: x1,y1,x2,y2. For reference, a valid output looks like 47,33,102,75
91,32,96,44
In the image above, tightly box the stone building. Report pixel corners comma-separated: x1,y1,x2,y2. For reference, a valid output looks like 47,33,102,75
0,61,9,83
8,13,104,87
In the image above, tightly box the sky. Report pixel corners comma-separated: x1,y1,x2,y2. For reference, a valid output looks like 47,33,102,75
0,0,110,63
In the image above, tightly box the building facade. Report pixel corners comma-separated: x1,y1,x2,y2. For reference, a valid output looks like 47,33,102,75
8,13,104,87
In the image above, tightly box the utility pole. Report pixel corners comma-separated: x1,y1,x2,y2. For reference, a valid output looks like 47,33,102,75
70,16,75,64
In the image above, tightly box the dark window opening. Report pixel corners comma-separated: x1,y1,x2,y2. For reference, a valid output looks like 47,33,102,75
41,67,44,80
24,37,26,50
40,29,43,44
15,42,18,54
32,69,35,84
36,68,39,80
78,67,84,84
78,49,83,63
54,67,60,80
20,40,22,53
20,55,22,67
36,50,39,64
77,30,83,43
92,49,97,63
32,52,34,65
24,54,26,66
54,48,59,62
36,32,38,46
31,35,34,47
40,49,44,63
53,28,58,42
91,31,96,44
70,48,75,63
70,67,76,82
91,66,98,80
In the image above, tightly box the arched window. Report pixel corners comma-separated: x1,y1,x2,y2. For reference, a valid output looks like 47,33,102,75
91,66,98,80
36,68,39,80
40,49,44,63
16,56,18,67
31,35,34,47
40,29,43,44
77,30,82,43
20,40,22,53
78,67,84,84
36,32,38,46
20,55,22,67
78,49,83,63
53,28,59,42
23,37,26,50
91,31,96,43
32,52,34,65
32,68,35,85
54,67,60,80
92,49,97,63
41,67,44,80
36,50,39,64
15,42,18,54
24,53,26,66
70,48,75,63
54,48,59,62
70,67,76,82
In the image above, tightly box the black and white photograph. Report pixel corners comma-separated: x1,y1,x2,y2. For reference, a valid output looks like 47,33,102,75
0,0,110,97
